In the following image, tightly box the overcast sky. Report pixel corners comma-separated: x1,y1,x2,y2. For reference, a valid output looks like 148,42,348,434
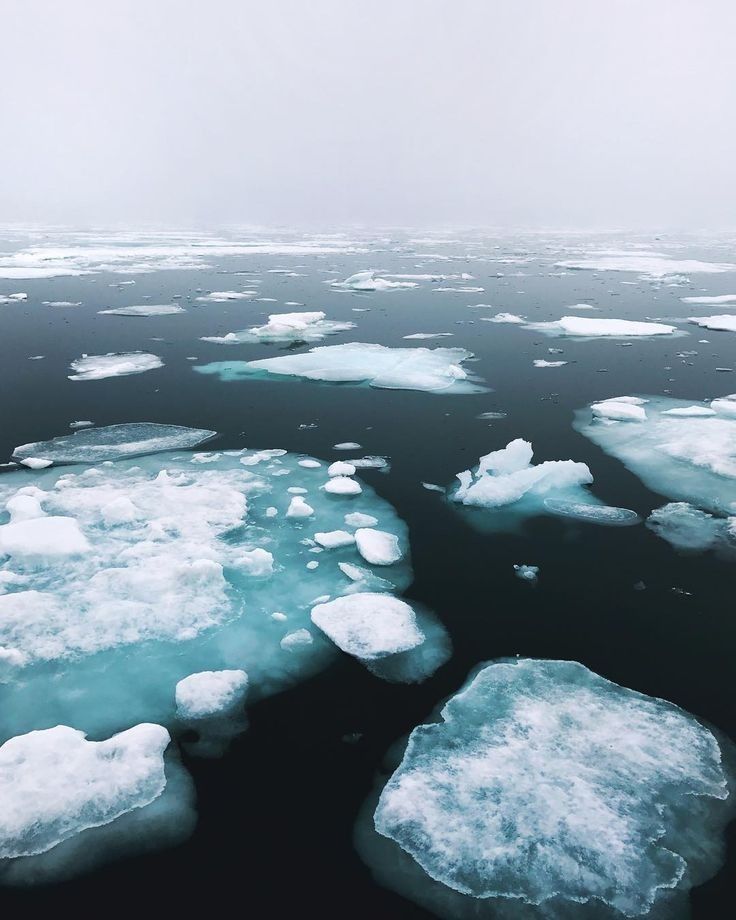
2,0,735,229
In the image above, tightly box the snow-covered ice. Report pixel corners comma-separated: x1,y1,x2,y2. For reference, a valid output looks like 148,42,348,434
362,658,734,917
682,295,736,304
68,352,164,381
201,311,355,344
99,304,185,317
526,316,678,338
194,343,485,394
331,270,417,292
556,253,735,278
0,293,27,304
647,502,736,554
175,670,248,719
355,528,403,565
311,594,424,660
533,359,567,367
689,315,736,332
13,423,217,465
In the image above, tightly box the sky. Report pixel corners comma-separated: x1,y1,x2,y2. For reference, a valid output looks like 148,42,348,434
2,0,735,229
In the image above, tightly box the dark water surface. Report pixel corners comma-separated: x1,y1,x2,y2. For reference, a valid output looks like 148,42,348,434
1,231,735,917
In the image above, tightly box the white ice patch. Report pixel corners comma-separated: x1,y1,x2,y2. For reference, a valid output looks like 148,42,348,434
194,343,485,394
175,670,248,719
68,352,163,381
575,394,736,513
311,593,424,660
13,423,216,465
682,295,736,304
201,312,355,344
526,316,678,338
370,658,732,916
355,528,403,565
689,315,736,332
556,253,735,278
331,271,417,292
533,359,567,368
195,291,256,302
485,312,526,324
0,293,27,304
98,304,185,317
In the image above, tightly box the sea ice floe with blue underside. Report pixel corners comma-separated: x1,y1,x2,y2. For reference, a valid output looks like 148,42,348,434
193,343,485,394
555,253,736,278
359,658,734,918
201,311,355,344
525,316,678,337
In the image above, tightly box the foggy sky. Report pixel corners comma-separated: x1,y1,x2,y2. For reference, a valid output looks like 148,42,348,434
2,0,735,229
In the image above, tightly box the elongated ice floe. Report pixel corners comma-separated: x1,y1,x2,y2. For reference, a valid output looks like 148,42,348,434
575,394,736,514
68,352,164,381
682,294,736,304
0,292,27,304
331,271,417,292
688,315,736,332
0,447,443,750
526,316,678,337
201,311,355,344
194,343,485,394
12,423,216,465
556,253,736,278
647,502,736,553
98,304,185,317
359,658,734,918
311,594,424,660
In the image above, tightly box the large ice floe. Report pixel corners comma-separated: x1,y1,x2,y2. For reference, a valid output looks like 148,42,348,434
574,395,736,515
194,343,485,394
449,438,639,531
12,423,217,465
98,303,185,317
356,658,735,919
68,352,164,381
525,316,678,338
688,315,736,332
331,270,418,291
555,252,736,279
201,311,355,345
0,442,447,880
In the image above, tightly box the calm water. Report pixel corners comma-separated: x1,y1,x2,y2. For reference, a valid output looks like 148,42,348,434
1,230,735,917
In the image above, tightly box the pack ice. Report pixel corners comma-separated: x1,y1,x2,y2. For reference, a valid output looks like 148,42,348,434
363,658,733,918
201,311,355,344
12,423,217,465
194,343,485,394
449,439,637,529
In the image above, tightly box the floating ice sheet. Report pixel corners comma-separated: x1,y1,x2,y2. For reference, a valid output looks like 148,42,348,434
359,658,734,918
98,304,185,317
556,253,735,278
682,294,736,304
68,352,164,381
12,423,217,465
201,311,355,344
331,271,417,291
194,343,485,394
575,394,736,514
526,316,678,338
689,315,736,332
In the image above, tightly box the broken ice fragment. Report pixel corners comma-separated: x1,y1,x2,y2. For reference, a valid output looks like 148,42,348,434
68,352,163,381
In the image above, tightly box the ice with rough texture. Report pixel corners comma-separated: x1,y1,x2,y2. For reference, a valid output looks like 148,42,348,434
688,315,736,332
450,439,598,527
331,270,417,291
98,304,185,317
526,316,677,338
544,498,641,526
556,253,735,278
369,658,733,917
68,352,163,381
194,343,484,394
13,423,217,465
175,670,248,719
0,293,27,304
201,311,355,344
647,502,736,553
533,359,567,367
311,594,424,660
575,394,736,514
0,723,169,858
355,528,403,565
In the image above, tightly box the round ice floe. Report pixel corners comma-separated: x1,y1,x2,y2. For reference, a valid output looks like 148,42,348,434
311,594,424,660
364,659,734,918
324,476,362,495
355,528,403,565
175,670,248,719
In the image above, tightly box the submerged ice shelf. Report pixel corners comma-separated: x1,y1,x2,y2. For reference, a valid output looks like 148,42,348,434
359,658,734,918
194,343,486,393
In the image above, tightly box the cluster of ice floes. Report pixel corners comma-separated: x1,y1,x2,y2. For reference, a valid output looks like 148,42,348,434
0,436,448,880
194,343,485,394
0,292,27,304
359,659,734,918
201,311,355,345
576,394,736,552
195,290,256,303
12,423,217,465
98,304,185,317
68,352,164,381
555,251,736,279
449,439,638,530
682,294,736,304
331,271,417,292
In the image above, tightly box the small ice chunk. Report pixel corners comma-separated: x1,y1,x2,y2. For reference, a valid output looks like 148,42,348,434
486,312,526,323
99,304,185,317
311,593,424,659
591,398,648,422
19,458,53,469
298,459,322,468
237,548,274,576
280,628,313,650
681,294,736,304
175,670,248,719
201,311,355,344
688,315,736,332
355,528,403,565
527,316,677,337
544,498,640,526
331,270,417,292
334,442,362,450
533,359,567,368
314,530,355,549
324,477,362,495
68,352,163,381
0,516,89,556
286,496,314,518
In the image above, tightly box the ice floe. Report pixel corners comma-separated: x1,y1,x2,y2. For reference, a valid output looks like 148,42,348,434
311,594,424,660
682,294,736,304
195,291,256,302
13,423,216,465
533,359,567,368
68,352,164,381
359,658,734,918
98,304,185,317
688,315,736,332
0,293,27,304
647,502,736,554
575,394,736,514
175,670,248,719
526,316,678,338
331,271,417,291
194,343,485,394
201,311,355,344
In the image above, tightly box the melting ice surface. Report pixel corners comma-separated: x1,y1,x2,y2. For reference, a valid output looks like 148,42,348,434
555,252,735,278
575,395,736,515
194,343,485,394
448,439,635,531
525,316,678,338
68,352,164,381
361,659,734,918
0,445,447,878
12,423,217,465
201,311,355,344
98,304,185,317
